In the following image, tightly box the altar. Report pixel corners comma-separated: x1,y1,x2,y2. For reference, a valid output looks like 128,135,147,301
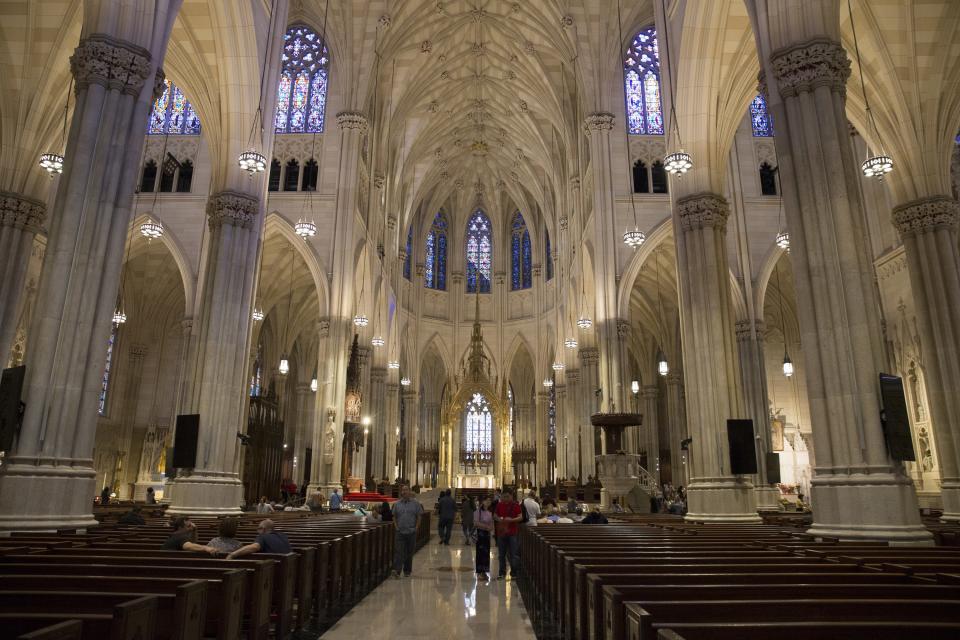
456,474,496,489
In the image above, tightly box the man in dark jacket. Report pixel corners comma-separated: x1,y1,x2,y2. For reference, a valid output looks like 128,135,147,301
437,489,457,545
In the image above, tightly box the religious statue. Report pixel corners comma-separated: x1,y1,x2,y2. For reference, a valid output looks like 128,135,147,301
323,409,336,463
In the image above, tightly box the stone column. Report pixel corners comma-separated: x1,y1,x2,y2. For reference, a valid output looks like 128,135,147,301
579,348,600,476
583,113,624,413
167,191,260,516
0,193,45,365
736,319,780,511
566,369,581,479
0,24,177,531
369,367,387,484
293,382,313,489
555,384,568,478
385,382,399,480
352,346,371,480
535,390,549,484
642,385,660,481
891,197,960,522
115,343,148,499
617,318,635,448
672,193,758,522
666,372,687,486
308,319,332,493
403,389,419,485
753,30,930,541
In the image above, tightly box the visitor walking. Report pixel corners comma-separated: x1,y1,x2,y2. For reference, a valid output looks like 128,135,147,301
392,485,424,577
474,496,494,579
493,489,522,579
437,489,456,544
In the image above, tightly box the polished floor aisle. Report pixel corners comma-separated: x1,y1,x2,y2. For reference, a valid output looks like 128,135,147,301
320,531,537,639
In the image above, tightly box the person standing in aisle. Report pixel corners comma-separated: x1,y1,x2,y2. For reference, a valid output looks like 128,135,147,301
392,485,424,577
473,496,494,579
493,489,523,579
437,489,456,544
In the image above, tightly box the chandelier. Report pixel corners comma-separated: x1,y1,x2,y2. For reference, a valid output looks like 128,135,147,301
278,355,290,376
564,337,578,349
112,309,127,325
542,378,554,388
371,335,385,347
139,218,164,240
295,218,317,238
238,150,266,175
775,231,790,250
782,352,794,378
252,307,264,322
623,227,646,248
861,154,893,179
39,153,64,176
400,376,411,386
388,360,400,369
847,0,893,181
664,150,693,176
552,362,565,371
353,314,369,327
577,316,592,329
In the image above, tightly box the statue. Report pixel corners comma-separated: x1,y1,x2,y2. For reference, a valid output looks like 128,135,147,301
323,409,336,463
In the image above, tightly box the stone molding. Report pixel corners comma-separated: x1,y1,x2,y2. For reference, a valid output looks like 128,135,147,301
566,368,580,383
450,270,464,284
387,382,400,393
892,196,959,236
584,112,615,133
0,191,46,233
666,372,682,386
152,68,167,101
371,367,388,382
336,111,369,133
317,319,330,337
559,216,568,231
70,33,152,97
770,37,850,98
579,347,599,365
386,215,397,230
569,176,581,190
734,319,765,341
617,319,631,338
129,343,148,358
642,385,659,399
206,191,258,230
676,192,730,232
402,389,418,400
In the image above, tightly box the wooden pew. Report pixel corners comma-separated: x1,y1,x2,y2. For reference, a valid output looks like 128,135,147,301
654,621,960,640
15,619,83,640
0,594,158,640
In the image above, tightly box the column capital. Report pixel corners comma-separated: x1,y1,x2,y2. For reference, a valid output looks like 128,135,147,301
386,215,397,230
356,346,372,366
317,319,330,337
892,196,959,236
336,111,369,133
770,37,850,98
495,270,506,285
641,385,659,399
415,262,425,277
569,176,581,191
584,112,615,133
578,347,599,365
559,215,568,231
451,271,464,284
617,318,632,338
152,67,167,101
532,264,542,278
0,191,46,234
735,319,764,341
373,173,385,189
566,368,580,383
70,34,152,96
206,191,258,230
387,382,400,394
402,388,418,400
676,193,730,231
536,391,550,402
181,317,194,335
296,382,312,394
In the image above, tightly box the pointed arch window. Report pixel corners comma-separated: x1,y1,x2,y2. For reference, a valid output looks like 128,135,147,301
545,229,554,281
750,94,773,137
424,210,448,290
176,160,194,192
464,392,493,454
148,79,201,135
403,226,413,281
268,159,282,191
624,27,664,135
466,210,492,293
275,25,329,134
511,211,532,290
139,160,158,193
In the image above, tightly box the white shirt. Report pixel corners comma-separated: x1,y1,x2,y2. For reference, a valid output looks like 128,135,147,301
523,497,541,526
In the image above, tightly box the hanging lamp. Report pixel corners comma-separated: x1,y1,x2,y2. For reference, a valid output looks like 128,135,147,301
252,307,264,322
295,219,317,238
564,337,578,349
295,132,321,237
310,368,318,392
238,0,277,175
775,231,790,250
782,352,794,378
616,0,649,248
847,0,893,180
39,78,72,176
400,375,411,386
278,355,290,376
140,128,173,241
388,360,400,369
658,0,693,176
552,361,565,371
543,378,554,388
279,244,294,375
774,258,794,378
654,245,668,376
657,349,669,377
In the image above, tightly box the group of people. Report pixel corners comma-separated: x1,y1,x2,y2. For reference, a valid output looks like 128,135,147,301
162,515,292,558
652,483,687,515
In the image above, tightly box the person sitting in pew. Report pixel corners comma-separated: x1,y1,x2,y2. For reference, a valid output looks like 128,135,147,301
207,517,243,554
581,507,609,524
255,496,274,514
164,516,218,554
118,506,146,526
227,518,292,558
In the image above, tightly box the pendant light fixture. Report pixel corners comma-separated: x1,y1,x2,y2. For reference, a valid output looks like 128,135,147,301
543,377,554,388
617,0,649,248
140,124,172,241
295,131,320,238
238,0,277,175
310,369,318,392
354,250,369,327
576,267,592,329
388,360,400,369
564,337,578,349
40,78,72,176
657,350,669,377
654,245,668,376
847,0,892,180
400,375,411,386
252,307,264,322
371,335,385,347
113,209,133,326
552,361,565,371
774,258,793,378
775,231,790,250
658,0,692,176
279,245,294,376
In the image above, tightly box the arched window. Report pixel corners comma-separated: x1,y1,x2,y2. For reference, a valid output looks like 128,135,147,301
158,160,175,192
275,25,329,134
651,160,668,193
404,226,412,280
268,159,282,191
624,27,664,135
176,159,194,192
283,159,300,191
139,160,157,193
545,229,554,281
148,79,201,135
750,94,773,137
759,162,778,196
301,158,318,191
466,210,492,293
98,325,117,415
424,210,448,290
633,160,649,193
511,211,532,290
250,343,263,397
464,392,493,454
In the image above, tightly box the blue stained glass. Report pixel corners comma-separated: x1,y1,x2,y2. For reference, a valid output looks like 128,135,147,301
624,27,664,135
545,230,553,281
425,210,448,290
466,210,492,293
98,325,117,415
404,226,412,280
522,232,532,289
425,233,435,287
750,94,773,137
464,392,493,453
275,25,329,134
437,234,447,290
510,211,532,290
147,79,202,135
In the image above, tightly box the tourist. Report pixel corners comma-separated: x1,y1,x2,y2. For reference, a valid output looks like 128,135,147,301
227,519,291,558
461,496,475,545
256,496,274,514
555,509,574,524
493,489,522,579
145,487,157,504
612,499,624,513
164,516,217,553
100,485,111,505
474,496,494,579
566,496,578,513
329,488,343,511
581,507,609,524
437,489,456,544
308,492,325,511
391,485,424,578
379,501,393,522
569,506,585,523
118,506,145,526
522,489,541,526
208,517,243,554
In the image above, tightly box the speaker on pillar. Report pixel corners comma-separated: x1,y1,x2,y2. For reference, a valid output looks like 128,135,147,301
0,366,26,453
172,414,200,469
726,419,758,475
765,451,781,484
879,373,916,461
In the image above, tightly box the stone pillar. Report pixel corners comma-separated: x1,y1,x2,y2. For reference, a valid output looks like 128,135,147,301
308,319,332,493
583,113,624,413
167,191,260,516
579,348,600,477
352,345,371,480
0,24,177,531
566,369,581,479
403,389,419,485
293,382,313,489
891,197,960,522
672,193,758,522
535,390,549,484
385,382,400,480
666,372,687,486
736,319,780,511
0,193,45,365
555,384,568,478
369,367,387,484
115,343,148,499
749,26,930,541
617,318,636,448
642,385,660,481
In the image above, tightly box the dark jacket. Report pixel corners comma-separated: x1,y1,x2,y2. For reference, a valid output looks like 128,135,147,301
438,494,456,520
460,500,474,528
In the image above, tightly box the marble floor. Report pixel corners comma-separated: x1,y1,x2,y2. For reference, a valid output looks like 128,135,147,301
320,531,537,639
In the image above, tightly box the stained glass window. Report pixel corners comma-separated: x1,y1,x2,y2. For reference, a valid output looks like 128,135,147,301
250,344,263,397
548,380,556,447
404,226,412,280
511,211,532,290
275,25,329,134
750,94,773,137
148,79,201,135
624,27,664,135
464,392,493,453
466,210,492,293
425,210,448,290
98,325,117,415
545,229,554,281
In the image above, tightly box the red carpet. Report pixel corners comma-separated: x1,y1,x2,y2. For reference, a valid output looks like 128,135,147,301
344,492,397,503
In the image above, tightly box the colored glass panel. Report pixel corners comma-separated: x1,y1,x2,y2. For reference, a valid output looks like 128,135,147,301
425,232,435,288
425,210,448,290
98,326,116,415
147,79,201,135
624,27,663,135
466,210,492,293
545,230,553,281
522,231,532,289
275,25,329,134
464,392,493,453
750,94,773,137
275,74,292,131
510,211,531,290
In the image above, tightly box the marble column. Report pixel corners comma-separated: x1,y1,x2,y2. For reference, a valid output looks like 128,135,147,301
167,191,260,516
0,21,178,531
352,346,372,480
0,193,45,365
369,367,387,484
308,319,332,493
385,381,400,480
642,385,660,481
753,25,930,542
115,343,148,499
535,390,549,484
617,318,636,448
583,113,624,413
891,197,960,522
666,372,687,486
566,369,581,479
292,382,313,488
403,389,419,485
555,384,568,478
736,319,780,511
579,348,599,476
672,193,758,522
